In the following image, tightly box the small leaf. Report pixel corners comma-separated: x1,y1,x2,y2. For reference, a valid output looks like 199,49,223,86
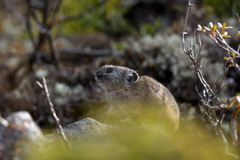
212,24,217,31
226,96,240,110
222,34,231,38
222,22,227,28
233,108,240,118
227,98,236,109
231,52,236,59
237,31,240,37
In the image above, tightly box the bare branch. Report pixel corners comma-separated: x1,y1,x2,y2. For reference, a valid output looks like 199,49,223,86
182,0,193,54
230,117,239,146
3,0,48,34
46,32,59,67
52,0,63,17
26,12,37,48
182,0,239,158
25,0,59,66
2,0,28,23
215,36,240,56
218,108,227,125
36,81,43,88
37,77,72,149
236,13,240,24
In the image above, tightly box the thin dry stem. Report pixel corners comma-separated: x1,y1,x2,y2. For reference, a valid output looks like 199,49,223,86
182,0,239,158
37,77,72,149
0,114,9,127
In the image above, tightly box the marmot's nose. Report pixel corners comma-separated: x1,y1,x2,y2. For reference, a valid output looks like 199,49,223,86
95,71,104,81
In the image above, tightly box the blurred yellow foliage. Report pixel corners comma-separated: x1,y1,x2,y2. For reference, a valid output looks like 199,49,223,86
30,122,237,160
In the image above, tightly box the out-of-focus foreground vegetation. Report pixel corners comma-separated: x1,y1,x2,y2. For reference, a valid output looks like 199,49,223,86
30,123,236,160
0,0,240,159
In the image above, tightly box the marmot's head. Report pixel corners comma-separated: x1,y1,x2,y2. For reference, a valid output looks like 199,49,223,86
95,65,139,91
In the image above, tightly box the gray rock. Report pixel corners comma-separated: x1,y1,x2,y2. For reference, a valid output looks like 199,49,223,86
0,111,45,160
0,111,112,159
47,118,111,146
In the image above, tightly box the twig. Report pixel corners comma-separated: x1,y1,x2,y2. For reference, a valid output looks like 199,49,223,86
26,0,59,67
215,65,230,94
2,0,28,23
46,31,59,67
3,0,48,34
218,108,227,125
182,0,193,54
237,13,240,24
182,0,239,158
218,126,239,158
182,0,218,107
52,0,63,17
36,77,71,149
26,12,37,49
230,117,239,146
0,114,9,127
213,36,240,56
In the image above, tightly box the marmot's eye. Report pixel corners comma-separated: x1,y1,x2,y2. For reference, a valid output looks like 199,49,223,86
106,67,113,73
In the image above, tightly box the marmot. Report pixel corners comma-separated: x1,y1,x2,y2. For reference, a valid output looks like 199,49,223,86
95,65,179,133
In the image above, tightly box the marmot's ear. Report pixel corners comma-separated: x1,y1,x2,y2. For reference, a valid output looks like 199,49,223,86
124,70,139,85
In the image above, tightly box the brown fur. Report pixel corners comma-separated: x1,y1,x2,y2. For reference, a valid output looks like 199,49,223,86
95,65,179,132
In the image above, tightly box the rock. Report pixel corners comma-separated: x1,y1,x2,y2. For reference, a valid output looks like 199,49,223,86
0,111,45,160
0,112,112,159
46,118,111,146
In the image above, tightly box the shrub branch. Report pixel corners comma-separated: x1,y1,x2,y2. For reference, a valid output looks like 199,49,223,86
182,0,239,158
36,77,72,149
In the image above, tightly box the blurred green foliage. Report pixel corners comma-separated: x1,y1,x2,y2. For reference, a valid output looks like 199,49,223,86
203,0,240,17
139,18,162,36
30,123,237,160
59,0,134,37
